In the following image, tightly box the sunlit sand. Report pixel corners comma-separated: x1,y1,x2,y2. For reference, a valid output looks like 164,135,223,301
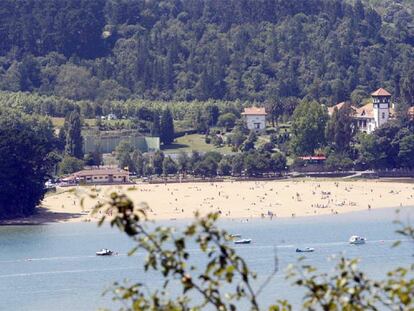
36,179,414,223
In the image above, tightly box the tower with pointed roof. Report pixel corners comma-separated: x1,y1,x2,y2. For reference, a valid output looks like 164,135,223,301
371,88,391,128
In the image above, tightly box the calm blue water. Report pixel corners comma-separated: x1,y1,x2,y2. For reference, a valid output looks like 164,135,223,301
0,207,413,310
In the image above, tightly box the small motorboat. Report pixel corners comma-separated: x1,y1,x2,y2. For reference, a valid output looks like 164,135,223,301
349,235,366,245
296,247,315,253
234,239,252,245
96,248,114,256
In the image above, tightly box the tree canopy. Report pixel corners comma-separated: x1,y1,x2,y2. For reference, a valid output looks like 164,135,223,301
160,108,175,145
65,111,83,159
290,101,328,155
0,109,58,219
0,0,412,105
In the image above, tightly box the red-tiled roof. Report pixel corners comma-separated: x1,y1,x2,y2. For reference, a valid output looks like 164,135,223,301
355,103,374,119
74,169,129,177
241,107,267,115
371,88,391,97
327,102,357,116
354,102,395,119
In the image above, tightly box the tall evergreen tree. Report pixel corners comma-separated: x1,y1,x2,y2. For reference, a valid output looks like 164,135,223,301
152,150,165,176
160,108,174,145
205,105,220,127
151,112,161,137
132,150,144,176
57,126,66,152
325,103,356,154
65,111,83,159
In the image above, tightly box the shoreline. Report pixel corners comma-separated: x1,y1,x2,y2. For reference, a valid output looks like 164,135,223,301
2,178,414,225
1,205,411,226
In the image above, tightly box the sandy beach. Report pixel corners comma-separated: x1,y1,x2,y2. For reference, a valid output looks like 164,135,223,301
16,179,411,224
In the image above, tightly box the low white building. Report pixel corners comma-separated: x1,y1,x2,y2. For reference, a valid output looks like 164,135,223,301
101,113,117,120
328,88,393,134
72,168,130,184
242,107,267,132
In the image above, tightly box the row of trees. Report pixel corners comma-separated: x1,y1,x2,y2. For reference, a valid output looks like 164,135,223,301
0,91,250,133
0,0,413,105
116,144,286,178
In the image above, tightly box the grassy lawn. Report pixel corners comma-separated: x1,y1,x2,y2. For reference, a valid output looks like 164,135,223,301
51,117,95,128
50,117,65,127
162,134,233,154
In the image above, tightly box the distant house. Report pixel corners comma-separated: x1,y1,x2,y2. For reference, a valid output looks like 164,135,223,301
328,88,393,134
101,113,117,121
294,155,327,173
69,168,130,184
242,107,267,132
299,156,327,164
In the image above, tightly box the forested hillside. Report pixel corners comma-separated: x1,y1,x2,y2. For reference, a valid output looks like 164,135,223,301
0,0,413,106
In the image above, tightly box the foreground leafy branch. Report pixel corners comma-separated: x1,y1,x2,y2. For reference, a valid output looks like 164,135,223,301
94,193,280,310
94,192,413,311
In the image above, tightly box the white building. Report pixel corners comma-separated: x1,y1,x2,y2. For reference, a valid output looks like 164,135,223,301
328,88,393,134
101,113,117,120
71,168,130,184
241,107,267,132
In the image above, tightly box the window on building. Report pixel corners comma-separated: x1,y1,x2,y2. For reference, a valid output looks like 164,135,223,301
382,112,385,119
254,123,261,129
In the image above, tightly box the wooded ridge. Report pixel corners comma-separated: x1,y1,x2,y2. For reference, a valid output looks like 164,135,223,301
0,0,413,105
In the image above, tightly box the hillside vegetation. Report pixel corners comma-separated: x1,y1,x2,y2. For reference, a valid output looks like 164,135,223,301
0,0,413,107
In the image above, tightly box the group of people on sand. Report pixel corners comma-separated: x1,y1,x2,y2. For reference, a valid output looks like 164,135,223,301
44,179,414,223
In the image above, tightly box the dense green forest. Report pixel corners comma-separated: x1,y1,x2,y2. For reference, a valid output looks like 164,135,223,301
0,109,58,219
0,0,413,107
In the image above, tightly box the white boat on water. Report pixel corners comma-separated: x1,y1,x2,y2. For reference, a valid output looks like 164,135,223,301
349,236,366,245
96,248,114,256
296,247,315,253
234,239,252,245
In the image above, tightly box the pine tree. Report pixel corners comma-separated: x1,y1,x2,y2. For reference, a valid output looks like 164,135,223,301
57,126,66,152
160,108,174,145
151,112,161,137
65,111,83,159
132,150,144,176
325,103,355,154
205,105,220,127
152,150,165,176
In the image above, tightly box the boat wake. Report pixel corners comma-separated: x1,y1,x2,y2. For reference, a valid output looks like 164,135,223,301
0,253,126,264
0,266,136,279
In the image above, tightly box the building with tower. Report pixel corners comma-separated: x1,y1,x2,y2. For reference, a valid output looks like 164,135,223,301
371,88,391,128
328,88,394,134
